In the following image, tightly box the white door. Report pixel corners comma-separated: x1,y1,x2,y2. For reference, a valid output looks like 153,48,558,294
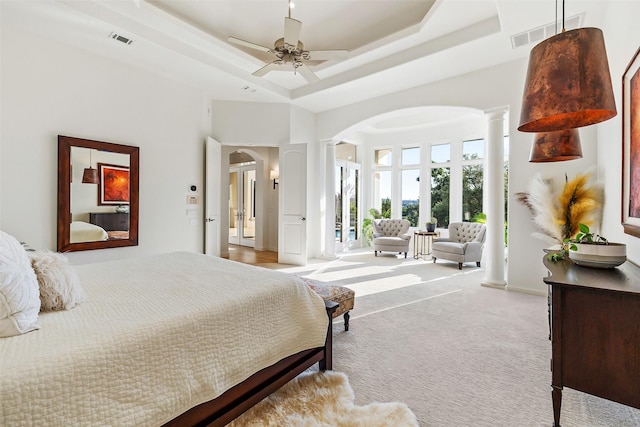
228,165,256,248
205,137,221,257
278,144,307,265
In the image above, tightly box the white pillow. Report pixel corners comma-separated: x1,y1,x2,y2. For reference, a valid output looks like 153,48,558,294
29,251,86,311
0,231,40,337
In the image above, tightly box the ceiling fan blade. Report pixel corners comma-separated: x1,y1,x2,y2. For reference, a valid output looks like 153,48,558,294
253,62,279,77
228,36,272,53
307,50,349,61
296,64,319,83
284,17,302,47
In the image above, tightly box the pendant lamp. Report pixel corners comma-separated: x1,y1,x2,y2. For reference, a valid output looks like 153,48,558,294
82,149,99,184
529,129,582,162
518,3,616,133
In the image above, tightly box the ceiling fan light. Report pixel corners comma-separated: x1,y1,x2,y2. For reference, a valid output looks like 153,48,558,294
529,129,582,162
518,27,617,133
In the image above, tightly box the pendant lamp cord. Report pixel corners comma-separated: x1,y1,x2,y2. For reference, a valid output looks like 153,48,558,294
561,0,566,32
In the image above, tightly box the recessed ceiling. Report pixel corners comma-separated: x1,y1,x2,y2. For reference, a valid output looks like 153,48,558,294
1,0,611,125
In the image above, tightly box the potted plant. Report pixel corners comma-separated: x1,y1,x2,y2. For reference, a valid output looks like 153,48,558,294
567,223,626,268
425,217,437,232
550,223,626,268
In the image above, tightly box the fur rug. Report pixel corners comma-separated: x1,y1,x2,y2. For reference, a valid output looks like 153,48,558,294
228,371,419,426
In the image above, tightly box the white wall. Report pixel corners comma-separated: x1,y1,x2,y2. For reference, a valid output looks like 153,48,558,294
1,25,210,264
597,0,640,264
212,100,290,145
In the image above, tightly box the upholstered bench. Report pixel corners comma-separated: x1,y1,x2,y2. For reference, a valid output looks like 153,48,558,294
298,277,355,331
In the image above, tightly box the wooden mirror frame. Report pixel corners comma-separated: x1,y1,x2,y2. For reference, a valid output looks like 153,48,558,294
57,135,139,252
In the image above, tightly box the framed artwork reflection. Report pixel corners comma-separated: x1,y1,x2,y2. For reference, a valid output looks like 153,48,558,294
98,163,130,205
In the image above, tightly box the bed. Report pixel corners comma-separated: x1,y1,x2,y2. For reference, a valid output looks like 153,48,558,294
0,251,334,426
69,220,109,243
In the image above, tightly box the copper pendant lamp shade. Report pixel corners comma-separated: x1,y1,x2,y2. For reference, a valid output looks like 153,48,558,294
82,148,99,184
82,167,99,184
529,129,582,162
518,27,617,133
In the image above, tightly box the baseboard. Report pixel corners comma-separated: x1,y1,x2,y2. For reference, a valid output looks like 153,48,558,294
506,285,547,297
481,281,507,290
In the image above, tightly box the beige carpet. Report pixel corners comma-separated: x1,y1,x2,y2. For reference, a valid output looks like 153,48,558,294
270,249,640,427
228,371,418,426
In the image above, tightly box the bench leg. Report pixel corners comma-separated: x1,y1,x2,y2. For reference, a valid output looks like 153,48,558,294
344,311,350,331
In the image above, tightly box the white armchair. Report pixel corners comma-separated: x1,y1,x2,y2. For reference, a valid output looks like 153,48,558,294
372,219,411,258
432,222,486,269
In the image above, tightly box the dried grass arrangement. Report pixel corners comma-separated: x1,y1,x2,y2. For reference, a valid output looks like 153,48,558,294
516,172,604,245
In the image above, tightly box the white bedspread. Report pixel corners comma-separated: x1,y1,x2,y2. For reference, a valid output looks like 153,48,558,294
0,252,328,426
69,220,108,243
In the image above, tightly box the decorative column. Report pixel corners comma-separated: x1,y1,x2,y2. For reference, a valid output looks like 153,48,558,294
323,140,338,259
481,107,507,289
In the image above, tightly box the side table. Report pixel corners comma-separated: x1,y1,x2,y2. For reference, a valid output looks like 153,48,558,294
413,230,440,259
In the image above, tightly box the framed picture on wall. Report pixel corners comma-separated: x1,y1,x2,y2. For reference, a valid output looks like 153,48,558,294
623,47,640,238
98,163,130,205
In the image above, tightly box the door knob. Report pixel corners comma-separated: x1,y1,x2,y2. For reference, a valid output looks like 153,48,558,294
301,217,306,222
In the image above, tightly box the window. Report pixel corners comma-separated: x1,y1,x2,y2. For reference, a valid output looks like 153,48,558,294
431,167,450,227
429,143,451,227
336,162,361,243
373,170,391,218
402,147,420,165
462,139,484,221
431,144,450,163
348,168,359,240
374,149,392,166
402,169,420,226
335,167,343,242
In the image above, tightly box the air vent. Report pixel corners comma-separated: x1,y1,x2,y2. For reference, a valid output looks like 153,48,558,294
109,32,133,45
511,14,583,48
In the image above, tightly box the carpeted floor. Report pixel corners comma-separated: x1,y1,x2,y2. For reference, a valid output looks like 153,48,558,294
228,371,418,426
273,249,640,427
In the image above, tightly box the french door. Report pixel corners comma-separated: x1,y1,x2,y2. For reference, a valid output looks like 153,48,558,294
229,165,256,247
335,161,361,247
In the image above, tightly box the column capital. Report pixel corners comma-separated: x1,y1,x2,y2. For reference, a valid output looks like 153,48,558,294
321,138,339,147
484,106,508,120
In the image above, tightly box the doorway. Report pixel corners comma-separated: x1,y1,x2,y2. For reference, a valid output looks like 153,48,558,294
335,160,361,249
229,161,256,248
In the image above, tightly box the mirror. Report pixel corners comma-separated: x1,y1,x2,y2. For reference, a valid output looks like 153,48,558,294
57,135,139,252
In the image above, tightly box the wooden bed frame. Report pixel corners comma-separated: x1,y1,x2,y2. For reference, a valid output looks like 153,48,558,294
163,301,338,427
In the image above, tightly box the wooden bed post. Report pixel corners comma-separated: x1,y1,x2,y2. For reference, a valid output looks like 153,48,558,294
320,300,338,371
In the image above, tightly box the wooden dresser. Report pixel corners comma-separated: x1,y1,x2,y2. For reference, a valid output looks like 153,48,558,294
543,256,640,427
89,212,129,231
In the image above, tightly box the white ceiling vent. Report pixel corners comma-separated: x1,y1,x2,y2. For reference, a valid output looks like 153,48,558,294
511,13,583,49
109,32,133,45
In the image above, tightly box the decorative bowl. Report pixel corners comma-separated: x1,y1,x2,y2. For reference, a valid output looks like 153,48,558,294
569,242,627,268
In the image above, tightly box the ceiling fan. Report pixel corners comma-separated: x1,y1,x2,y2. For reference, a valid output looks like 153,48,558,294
227,6,348,83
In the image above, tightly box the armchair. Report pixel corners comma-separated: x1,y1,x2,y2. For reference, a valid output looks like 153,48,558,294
432,222,486,269
372,219,411,258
